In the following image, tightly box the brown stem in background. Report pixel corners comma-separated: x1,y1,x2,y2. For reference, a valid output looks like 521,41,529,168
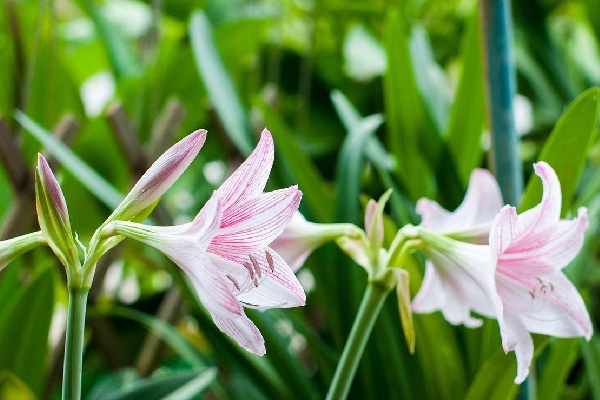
0,114,79,239
106,101,148,176
148,97,187,162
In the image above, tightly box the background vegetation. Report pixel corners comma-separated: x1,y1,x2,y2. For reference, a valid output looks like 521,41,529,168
0,0,599,398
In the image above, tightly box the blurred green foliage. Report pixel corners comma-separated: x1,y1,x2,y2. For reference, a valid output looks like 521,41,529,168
0,0,598,399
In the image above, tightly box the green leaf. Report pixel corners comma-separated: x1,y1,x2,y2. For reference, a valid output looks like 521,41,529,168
0,371,36,400
410,25,450,133
520,87,600,214
464,336,550,400
0,267,55,397
91,368,216,400
581,337,600,399
538,338,580,400
15,111,124,210
332,90,415,225
256,100,334,222
74,0,139,79
94,305,205,368
163,369,217,400
335,112,383,223
189,10,254,155
383,8,434,200
446,10,485,184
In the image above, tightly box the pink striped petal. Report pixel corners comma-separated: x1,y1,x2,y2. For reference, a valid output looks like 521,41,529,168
217,129,274,212
212,313,265,355
209,187,302,254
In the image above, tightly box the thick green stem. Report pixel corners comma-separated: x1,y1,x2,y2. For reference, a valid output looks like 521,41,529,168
62,287,89,400
326,282,391,400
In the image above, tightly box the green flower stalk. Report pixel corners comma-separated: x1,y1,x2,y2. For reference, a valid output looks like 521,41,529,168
32,129,208,400
327,191,420,400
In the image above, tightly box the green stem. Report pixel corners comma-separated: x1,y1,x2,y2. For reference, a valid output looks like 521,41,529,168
326,282,391,400
62,287,89,400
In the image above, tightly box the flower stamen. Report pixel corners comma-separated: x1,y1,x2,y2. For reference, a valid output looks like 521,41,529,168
249,254,262,278
265,251,275,272
226,274,241,291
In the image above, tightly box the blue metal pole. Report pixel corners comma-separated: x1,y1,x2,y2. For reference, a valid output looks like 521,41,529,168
480,0,523,205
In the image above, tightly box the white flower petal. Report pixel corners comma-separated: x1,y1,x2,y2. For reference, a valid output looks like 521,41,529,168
212,313,265,355
411,233,502,327
417,169,503,236
501,313,534,384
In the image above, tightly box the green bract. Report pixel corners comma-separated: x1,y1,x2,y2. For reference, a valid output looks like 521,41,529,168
35,154,80,273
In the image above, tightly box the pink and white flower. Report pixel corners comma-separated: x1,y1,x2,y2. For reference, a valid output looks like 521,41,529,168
412,162,592,383
490,162,592,383
104,129,305,355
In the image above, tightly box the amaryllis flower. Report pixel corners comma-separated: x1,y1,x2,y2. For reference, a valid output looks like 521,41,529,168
411,169,504,326
104,129,305,355
490,162,592,383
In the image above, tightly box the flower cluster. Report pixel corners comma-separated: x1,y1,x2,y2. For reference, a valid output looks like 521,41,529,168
411,162,592,383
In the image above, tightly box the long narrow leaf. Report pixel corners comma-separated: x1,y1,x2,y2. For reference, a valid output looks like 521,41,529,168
383,8,434,200
0,267,54,397
257,100,334,222
94,305,205,368
15,111,124,209
189,10,254,155
538,338,580,400
446,9,485,183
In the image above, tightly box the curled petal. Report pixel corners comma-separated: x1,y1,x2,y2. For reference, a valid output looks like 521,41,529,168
218,129,274,212
514,161,562,237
